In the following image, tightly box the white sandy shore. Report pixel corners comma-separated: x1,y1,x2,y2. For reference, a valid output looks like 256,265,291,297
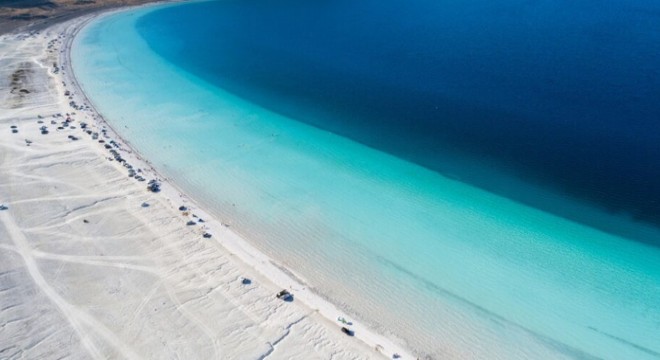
0,9,415,360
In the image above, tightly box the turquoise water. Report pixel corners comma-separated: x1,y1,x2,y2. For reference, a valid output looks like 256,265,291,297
72,3,660,359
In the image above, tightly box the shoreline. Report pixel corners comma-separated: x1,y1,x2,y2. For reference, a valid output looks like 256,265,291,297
1,3,416,359
63,6,416,358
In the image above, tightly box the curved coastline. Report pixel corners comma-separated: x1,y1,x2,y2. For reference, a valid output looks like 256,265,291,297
2,1,660,358
63,4,415,359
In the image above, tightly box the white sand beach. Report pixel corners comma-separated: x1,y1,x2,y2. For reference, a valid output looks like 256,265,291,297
0,10,414,360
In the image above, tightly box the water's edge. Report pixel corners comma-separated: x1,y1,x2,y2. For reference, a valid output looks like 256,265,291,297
64,5,416,359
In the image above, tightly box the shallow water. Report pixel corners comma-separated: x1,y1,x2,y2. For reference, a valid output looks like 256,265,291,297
73,2,660,358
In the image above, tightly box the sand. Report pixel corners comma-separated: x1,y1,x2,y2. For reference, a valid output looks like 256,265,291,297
0,10,414,360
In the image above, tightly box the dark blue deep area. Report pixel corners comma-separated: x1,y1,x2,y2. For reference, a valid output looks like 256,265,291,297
137,0,660,231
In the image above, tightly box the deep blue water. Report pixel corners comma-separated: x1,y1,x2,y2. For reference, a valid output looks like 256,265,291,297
136,0,660,233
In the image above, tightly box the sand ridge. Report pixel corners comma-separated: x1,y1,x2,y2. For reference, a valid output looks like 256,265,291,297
0,12,414,360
